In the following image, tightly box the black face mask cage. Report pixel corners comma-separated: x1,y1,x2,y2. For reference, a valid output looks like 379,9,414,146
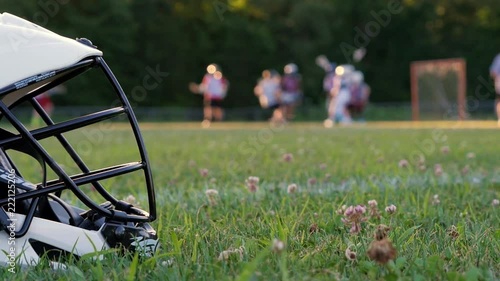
0,56,156,237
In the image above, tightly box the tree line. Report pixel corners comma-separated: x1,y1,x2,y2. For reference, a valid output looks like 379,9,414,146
2,0,500,108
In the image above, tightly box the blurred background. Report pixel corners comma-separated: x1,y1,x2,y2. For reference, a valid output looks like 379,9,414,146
2,0,500,121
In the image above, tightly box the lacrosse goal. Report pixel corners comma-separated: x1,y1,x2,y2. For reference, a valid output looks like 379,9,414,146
410,58,467,121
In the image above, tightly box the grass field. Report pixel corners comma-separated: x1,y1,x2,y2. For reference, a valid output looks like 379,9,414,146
2,121,500,280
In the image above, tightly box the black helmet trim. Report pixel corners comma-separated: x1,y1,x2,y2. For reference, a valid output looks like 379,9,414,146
0,58,97,108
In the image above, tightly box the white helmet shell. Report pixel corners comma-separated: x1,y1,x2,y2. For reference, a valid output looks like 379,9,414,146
0,13,103,91
0,13,159,268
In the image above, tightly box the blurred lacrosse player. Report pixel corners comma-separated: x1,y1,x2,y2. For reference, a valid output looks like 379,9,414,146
189,63,229,127
280,63,302,121
347,71,371,121
254,69,284,123
323,63,337,110
324,64,354,127
315,55,337,110
31,85,66,127
489,53,500,126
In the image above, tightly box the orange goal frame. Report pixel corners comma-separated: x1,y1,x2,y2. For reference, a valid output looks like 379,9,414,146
410,58,467,121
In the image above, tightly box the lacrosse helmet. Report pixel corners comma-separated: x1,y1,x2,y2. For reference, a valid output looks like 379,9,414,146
335,64,355,76
206,63,220,74
0,13,158,267
284,63,298,74
350,71,364,84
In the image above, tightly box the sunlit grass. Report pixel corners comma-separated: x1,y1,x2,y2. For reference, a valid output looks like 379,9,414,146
1,122,499,280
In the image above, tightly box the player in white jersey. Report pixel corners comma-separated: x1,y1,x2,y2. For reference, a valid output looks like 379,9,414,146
254,69,284,123
324,65,354,127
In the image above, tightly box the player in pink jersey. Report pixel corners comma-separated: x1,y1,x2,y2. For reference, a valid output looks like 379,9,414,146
190,64,229,127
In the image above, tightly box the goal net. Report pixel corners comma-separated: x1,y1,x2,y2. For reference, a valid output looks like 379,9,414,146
410,58,467,121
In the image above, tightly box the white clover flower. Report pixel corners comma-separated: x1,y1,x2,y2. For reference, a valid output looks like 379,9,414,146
271,239,285,253
287,183,298,194
385,204,397,214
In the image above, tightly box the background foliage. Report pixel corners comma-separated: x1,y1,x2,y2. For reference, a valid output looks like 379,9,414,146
2,0,500,107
